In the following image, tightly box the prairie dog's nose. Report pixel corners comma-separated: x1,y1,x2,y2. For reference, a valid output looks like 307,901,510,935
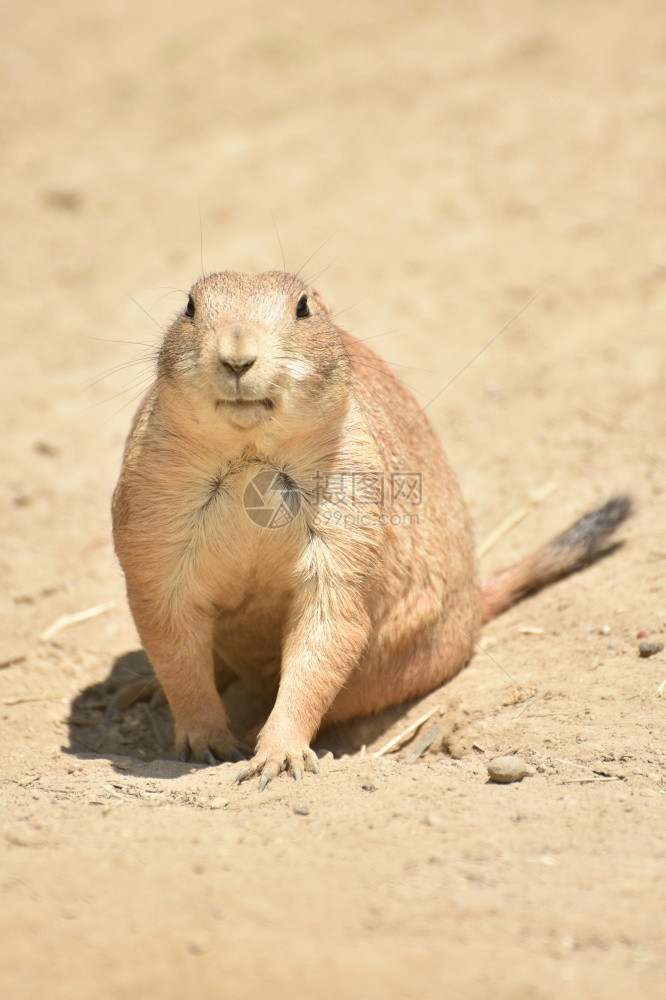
219,355,257,377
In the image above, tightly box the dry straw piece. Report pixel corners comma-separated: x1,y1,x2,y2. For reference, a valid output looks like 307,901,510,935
477,481,558,558
373,705,441,758
39,601,116,643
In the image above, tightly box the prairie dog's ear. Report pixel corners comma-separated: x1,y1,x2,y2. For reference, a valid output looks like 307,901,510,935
303,287,330,316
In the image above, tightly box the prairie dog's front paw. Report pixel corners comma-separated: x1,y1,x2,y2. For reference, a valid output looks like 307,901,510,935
234,737,320,791
175,720,251,766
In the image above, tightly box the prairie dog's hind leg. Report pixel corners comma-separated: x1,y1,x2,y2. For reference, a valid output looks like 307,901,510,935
108,647,237,714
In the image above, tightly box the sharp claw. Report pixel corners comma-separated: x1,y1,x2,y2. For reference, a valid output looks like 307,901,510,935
233,746,320,788
304,752,320,775
202,748,217,767
259,765,276,792
180,745,192,763
227,745,247,763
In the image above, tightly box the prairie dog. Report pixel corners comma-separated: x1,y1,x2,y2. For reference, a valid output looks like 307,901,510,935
112,270,630,787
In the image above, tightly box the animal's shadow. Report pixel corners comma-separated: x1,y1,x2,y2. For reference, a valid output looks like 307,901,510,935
65,650,415,779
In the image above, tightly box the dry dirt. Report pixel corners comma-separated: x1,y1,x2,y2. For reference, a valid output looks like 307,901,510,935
1,1,665,997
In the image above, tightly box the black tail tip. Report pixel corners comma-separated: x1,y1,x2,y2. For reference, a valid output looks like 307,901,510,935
549,494,633,556
595,494,634,531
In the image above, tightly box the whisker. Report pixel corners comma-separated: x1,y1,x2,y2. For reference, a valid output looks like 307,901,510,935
356,329,398,344
331,298,366,321
98,383,154,428
346,358,428,398
77,333,157,349
296,234,335,278
199,200,206,279
345,352,430,374
84,372,155,410
303,260,336,286
271,211,286,272
125,292,166,332
150,288,188,310
80,355,156,393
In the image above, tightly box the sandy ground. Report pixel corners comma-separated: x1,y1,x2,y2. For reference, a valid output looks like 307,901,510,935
1,1,665,997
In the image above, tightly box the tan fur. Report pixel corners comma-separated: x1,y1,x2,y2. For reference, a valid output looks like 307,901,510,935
112,270,628,785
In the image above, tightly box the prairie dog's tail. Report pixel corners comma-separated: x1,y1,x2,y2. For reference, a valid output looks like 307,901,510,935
482,495,633,623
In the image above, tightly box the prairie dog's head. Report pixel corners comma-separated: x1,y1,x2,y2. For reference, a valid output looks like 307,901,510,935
158,271,349,431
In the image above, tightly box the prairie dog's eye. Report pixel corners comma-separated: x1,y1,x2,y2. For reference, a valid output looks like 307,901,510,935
185,295,195,318
296,294,310,319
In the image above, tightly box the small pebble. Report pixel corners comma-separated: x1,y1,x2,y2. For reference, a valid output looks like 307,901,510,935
34,440,60,457
187,938,206,956
639,640,664,658
599,624,611,636
209,797,229,810
487,755,535,784
293,804,309,816
421,812,443,828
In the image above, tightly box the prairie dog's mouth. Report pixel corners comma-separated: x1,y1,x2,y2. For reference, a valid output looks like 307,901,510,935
215,397,274,411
